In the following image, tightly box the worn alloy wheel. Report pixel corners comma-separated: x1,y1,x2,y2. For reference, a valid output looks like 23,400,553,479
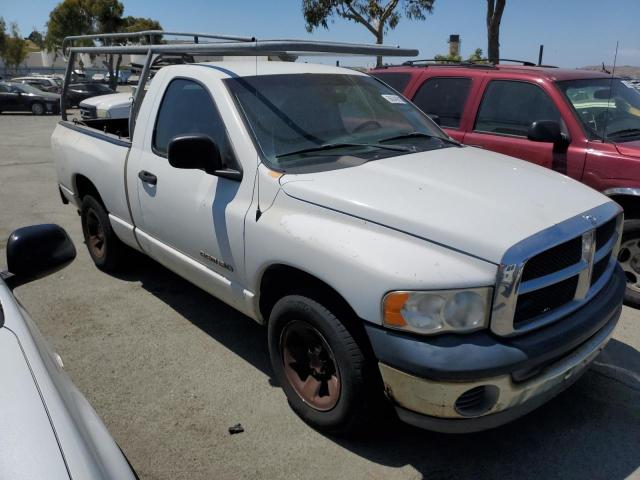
85,208,106,260
268,295,384,435
80,195,126,272
281,320,341,411
619,219,640,308
619,238,640,291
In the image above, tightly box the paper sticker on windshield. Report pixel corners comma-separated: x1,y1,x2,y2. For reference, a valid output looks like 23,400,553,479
382,94,406,104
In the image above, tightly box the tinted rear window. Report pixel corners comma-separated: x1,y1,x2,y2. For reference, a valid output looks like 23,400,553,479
370,72,412,92
412,77,472,129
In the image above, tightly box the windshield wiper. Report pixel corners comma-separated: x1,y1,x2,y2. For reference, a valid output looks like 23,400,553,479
276,142,412,159
379,131,461,146
608,128,640,139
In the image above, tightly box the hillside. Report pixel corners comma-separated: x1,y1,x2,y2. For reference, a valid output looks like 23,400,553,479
581,65,640,78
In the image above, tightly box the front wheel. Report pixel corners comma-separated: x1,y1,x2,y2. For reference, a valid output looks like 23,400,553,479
80,195,125,272
268,295,381,436
617,219,640,308
31,102,45,115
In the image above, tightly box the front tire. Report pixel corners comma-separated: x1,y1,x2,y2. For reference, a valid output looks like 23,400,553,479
31,102,45,115
618,219,640,308
80,195,125,272
268,295,380,436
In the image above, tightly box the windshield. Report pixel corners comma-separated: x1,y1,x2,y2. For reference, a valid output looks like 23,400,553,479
225,73,451,171
557,78,640,142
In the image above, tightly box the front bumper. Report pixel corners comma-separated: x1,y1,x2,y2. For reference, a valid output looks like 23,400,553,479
366,266,625,433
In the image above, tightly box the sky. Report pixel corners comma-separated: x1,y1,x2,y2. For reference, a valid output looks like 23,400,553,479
2,0,639,68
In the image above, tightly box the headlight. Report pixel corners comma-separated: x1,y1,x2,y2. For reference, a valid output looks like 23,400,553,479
383,288,493,335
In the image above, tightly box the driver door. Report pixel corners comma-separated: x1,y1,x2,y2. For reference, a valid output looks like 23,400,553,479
133,77,244,303
464,79,586,179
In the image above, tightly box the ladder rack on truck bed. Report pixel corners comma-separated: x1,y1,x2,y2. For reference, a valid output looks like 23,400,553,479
60,30,419,136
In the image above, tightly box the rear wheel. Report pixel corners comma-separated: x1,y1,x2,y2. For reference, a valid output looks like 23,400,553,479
80,195,125,272
618,219,640,308
31,102,44,115
268,295,382,436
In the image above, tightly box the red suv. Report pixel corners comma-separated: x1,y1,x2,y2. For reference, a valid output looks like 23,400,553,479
371,62,640,307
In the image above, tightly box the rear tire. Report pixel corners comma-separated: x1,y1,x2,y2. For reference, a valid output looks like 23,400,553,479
268,295,382,436
31,102,45,115
80,195,125,272
618,219,640,308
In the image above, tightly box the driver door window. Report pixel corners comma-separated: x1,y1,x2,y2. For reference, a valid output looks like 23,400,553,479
464,80,564,171
474,80,560,136
153,78,236,168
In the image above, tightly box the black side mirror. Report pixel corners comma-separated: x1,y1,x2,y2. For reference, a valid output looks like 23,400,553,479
428,114,442,126
4,224,76,289
527,120,569,146
168,135,242,181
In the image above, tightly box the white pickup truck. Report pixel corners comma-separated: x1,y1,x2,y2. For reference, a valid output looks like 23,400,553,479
52,52,626,434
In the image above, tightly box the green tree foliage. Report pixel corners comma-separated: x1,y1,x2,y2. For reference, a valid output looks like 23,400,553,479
434,48,486,64
302,0,436,67
28,30,46,49
0,18,7,55
45,0,162,89
1,22,29,72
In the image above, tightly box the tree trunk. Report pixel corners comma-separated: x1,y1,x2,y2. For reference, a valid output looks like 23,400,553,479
375,31,384,68
486,0,506,64
487,28,499,64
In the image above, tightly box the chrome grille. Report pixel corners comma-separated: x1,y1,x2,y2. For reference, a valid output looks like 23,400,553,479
80,105,97,119
492,203,623,336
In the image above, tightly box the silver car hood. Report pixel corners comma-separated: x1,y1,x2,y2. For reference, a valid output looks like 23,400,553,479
0,327,69,480
281,147,609,263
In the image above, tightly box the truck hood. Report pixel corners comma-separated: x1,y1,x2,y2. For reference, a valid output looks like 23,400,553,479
615,140,640,159
280,147,609,263
79,92,131,109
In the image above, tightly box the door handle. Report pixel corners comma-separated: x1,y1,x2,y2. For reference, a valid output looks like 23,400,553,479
138,170,157,185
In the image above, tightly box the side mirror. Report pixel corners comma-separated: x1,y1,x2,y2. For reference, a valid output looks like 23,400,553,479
428,114,442,126
527,120,569,146
168,135,242,181
4,224,76,289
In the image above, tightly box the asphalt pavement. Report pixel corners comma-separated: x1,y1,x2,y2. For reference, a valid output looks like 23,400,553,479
0,113,638,479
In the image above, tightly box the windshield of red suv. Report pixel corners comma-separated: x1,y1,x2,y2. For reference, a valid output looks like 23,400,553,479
225,73,452,171
557,78,640,142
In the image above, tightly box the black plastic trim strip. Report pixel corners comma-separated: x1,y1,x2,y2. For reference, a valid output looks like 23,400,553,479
58,120,131,148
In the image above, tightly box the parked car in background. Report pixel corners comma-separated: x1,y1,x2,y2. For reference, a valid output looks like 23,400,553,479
66,82,115,107
91,73,106,83
372,63,640,307
11,76,63,94
0,224,137,479
0,81,60,115
79,91,131,120
105,71,128,85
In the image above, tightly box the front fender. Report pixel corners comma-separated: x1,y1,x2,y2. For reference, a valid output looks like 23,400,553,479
245,191,497,325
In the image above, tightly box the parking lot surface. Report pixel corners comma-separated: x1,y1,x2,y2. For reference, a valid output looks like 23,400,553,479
1,113,639,479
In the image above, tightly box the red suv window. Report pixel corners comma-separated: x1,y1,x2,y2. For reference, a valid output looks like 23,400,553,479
411,77,472,129
475,80,560,137
369,72,412,92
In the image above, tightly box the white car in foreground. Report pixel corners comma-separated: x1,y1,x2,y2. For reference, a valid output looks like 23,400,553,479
0,224,136,479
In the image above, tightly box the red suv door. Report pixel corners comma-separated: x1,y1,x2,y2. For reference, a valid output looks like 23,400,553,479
463,79,586,178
